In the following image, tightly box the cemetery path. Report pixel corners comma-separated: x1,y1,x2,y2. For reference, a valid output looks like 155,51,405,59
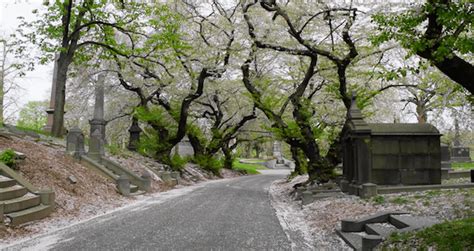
6,170,293,251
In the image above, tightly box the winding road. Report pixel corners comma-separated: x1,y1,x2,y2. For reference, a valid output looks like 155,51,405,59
5,170,295,250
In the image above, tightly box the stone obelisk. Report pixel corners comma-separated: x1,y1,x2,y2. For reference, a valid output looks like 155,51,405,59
89,73,106,141
43,54,60,133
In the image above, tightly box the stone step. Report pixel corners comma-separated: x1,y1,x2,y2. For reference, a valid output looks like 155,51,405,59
130,184,139,194
6,204,53,226
365,223,398,238
0,175,16,188
341,211,408,232
0,185,28,201
389,215,439,230
3,193,41,213
336,229,383,251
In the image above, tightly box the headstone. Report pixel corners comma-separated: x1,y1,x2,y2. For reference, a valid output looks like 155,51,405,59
66,126,86,158
451,146,471,162
451,118,471,162
440,143,451,170
127,119,142,151
89,73,106,142
173,136,194,157
88,129,104,161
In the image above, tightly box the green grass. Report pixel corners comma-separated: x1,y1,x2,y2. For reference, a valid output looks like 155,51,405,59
13,125,52,137
232,159,267,175
381,217,474,250
451,162,474,170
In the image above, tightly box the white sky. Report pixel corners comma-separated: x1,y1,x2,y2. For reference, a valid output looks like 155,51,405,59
0,0,53,109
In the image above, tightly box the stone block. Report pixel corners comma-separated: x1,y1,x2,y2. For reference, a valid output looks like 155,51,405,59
117,175,131,196
371,139,399,154
400,169,441,185
88,129,104,161
141,171,152,192
372,170,400,185
360,183,377,199
67,175,78,184
339,179,349,193
38,189,55,208
301,191,313,205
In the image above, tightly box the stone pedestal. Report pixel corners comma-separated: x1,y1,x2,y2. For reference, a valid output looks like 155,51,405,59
88,129,104,161
89,119,106,142
117,174,131,196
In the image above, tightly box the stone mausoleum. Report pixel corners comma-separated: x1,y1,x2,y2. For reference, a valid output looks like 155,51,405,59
340,97,442,196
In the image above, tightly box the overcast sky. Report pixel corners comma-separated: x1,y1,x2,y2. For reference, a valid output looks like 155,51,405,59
1,0,53,111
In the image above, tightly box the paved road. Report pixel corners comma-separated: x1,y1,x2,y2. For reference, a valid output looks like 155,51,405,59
7,170,293,250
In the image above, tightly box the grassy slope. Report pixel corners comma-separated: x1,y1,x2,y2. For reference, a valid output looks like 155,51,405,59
232,159,268,175
381,217,474,250
452,162,474,170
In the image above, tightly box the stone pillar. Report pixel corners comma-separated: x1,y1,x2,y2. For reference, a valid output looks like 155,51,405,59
43,54,60,133
343,94,372,195
89,73,106,142
66,126,85,158
88,129,104,161
127,119,142,151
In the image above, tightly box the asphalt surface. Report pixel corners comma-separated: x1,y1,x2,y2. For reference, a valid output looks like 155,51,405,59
7,170,292,250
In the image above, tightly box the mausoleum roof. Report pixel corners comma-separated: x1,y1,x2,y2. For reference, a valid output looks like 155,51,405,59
367,123,440,136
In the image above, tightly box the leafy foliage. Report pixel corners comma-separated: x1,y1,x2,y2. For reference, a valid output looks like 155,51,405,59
16,101,48,131
0,149,17,168
372,1,473,61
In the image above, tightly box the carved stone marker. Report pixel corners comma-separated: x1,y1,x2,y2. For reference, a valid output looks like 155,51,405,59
173,136,194,157
66,126,86,158
451,146,471,163
127,120,142,151
440,143,451,170
88,129,104,161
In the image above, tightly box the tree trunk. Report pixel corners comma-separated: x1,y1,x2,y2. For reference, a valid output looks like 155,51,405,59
51,55,72,137
290,144,305,175
187,133,205,157
222,144,234,169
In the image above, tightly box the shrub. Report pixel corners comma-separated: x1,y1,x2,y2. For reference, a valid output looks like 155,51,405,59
193,154,223,175
170,154,188,171
0,149,17,168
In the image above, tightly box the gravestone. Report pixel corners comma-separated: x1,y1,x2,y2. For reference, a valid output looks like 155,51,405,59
89,73,106,142
127,120,142,151
173,136,194,157
341,95,441,196
66,126,86,158
88,129,105,161
451,118,471,162
440,143,451,170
